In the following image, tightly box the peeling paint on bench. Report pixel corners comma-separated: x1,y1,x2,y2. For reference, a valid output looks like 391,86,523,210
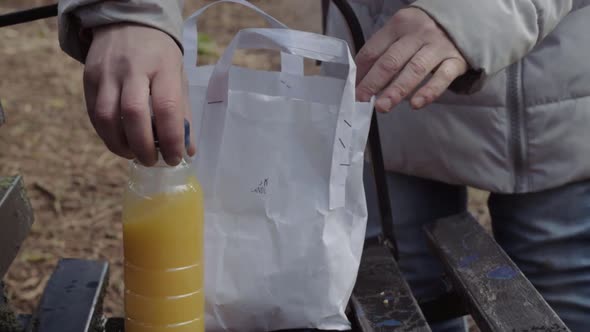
425,213,570,332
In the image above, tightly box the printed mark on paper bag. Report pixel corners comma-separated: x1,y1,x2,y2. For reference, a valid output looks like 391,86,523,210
251,178,269,195
280,80,292,89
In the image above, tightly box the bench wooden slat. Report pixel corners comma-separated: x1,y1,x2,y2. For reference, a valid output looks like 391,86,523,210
0,176,34,278
351,245,431,332
29,259,109,332
424,212,570,332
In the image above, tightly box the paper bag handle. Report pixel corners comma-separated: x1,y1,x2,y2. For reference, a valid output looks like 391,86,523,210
205,28,357,209
206,28,355,103
182,0,303,75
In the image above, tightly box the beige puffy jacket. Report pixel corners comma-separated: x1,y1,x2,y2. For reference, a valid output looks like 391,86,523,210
59,0,590,194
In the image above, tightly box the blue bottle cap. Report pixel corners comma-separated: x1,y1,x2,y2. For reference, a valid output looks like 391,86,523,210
151,116,191,150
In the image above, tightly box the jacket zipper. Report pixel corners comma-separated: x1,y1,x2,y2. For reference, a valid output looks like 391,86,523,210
507,62,527,193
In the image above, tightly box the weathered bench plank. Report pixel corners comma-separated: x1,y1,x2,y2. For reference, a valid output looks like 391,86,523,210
0,176,34,279
28,259,109,332
424,212,570,332
351,245,431,332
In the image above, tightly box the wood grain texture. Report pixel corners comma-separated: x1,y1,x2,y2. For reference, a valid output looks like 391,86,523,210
28,259,109,332
351,245,431,332
425,212,570,332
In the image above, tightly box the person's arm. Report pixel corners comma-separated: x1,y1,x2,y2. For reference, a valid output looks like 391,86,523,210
411,0,573,93
58,1,191,166
355,1,573,112
59,0,184,62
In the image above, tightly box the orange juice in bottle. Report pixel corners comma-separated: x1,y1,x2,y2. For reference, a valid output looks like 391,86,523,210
122,120,204,332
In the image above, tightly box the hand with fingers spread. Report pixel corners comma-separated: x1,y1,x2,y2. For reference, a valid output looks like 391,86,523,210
84,24,195,166
355,7,468,112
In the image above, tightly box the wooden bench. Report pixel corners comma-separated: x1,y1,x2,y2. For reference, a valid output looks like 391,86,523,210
0,177,568,331
1,212,570,332
351,244,430,332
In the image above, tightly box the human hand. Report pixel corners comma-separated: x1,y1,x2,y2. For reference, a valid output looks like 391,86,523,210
84,24,195,166
355,7,468,112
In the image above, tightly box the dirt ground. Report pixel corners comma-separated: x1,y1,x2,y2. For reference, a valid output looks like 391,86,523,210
0,0,489,325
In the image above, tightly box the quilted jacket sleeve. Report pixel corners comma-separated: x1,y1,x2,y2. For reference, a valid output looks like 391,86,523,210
58,0,184,62
411,0,573,92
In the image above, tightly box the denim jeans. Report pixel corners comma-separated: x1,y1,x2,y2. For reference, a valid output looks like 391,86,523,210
364,166,590,332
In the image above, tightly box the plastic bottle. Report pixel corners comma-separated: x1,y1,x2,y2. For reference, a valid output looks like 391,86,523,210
122,120,204,332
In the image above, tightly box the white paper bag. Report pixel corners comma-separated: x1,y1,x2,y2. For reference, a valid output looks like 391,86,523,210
183,2,373,330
